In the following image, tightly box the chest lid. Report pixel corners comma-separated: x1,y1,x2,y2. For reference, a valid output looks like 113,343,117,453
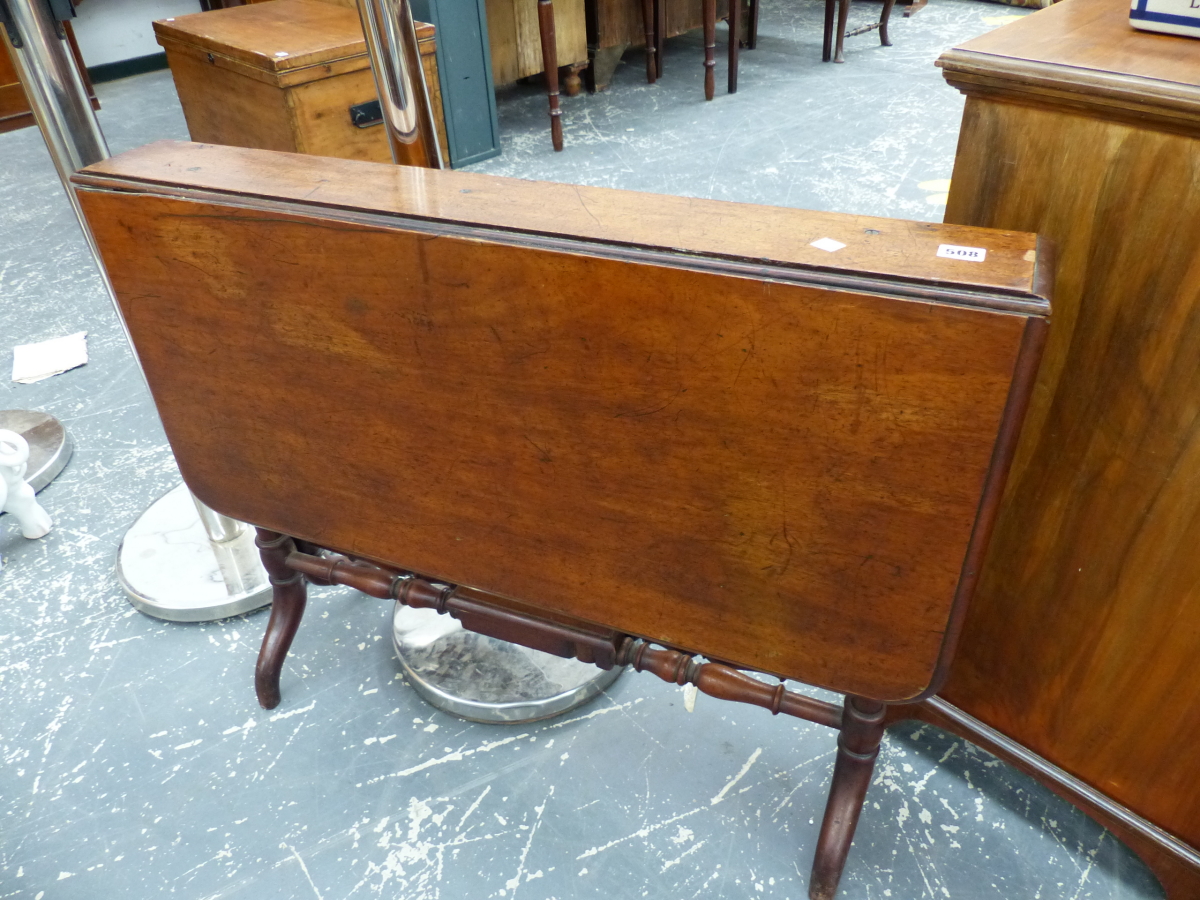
154,0,373,86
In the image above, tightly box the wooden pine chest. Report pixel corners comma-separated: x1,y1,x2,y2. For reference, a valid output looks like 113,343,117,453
154,0,447,164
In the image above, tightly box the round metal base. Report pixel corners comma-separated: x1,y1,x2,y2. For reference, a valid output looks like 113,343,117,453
392,604,623,724
0,409,72,493
118,483,272,622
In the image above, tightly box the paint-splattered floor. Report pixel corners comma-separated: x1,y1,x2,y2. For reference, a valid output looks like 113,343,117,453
0,0,1169,897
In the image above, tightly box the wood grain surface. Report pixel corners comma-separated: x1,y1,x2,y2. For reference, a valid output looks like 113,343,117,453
155,0,371,75
938,0,1200,135
77,141,1046,299
936,0,1200,879
943,0,1200,89
74,142,1046,703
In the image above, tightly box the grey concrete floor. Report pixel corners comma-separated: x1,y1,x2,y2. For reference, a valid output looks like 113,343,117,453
0,1,1169,898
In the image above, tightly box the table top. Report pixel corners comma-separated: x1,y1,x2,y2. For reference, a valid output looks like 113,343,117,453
78,140,1048,307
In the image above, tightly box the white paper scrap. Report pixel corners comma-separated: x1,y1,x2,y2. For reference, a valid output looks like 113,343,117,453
936,243,987,262
12,331,89,384
683,682,698,713
810,237,847,253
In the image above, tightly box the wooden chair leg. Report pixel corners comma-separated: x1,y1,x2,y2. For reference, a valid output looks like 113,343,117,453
702,0,716,100
727,0,741,93
254,529,308,710
747,0,760,49
809,696,886,900
879,0,897,46
822,0,835,61
641,0,657,82
833,0,851,63
536,0,564,151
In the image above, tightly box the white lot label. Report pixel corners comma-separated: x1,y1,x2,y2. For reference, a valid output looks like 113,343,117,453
937,243,987,262
810,237,847,253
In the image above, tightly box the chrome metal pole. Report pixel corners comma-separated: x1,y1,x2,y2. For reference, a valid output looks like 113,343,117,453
2,0,271,621
357,0,443,168
0,0,91,494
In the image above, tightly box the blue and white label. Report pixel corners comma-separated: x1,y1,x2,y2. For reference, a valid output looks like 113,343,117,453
936,244,987,262
1130,0,1200,38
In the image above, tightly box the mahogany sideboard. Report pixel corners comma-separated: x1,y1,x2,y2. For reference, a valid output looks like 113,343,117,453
897,0,1200,895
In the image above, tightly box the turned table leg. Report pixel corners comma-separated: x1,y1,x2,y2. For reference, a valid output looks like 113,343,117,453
641,0,657,83
727,0,741,93
703,0,716,99
254,529,307,710
809,696,886,900
536,0,564,151
822,0,835,61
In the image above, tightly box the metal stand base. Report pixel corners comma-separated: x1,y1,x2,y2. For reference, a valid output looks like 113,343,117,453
392,604,623,723
0,410,72,492
118,483,271,622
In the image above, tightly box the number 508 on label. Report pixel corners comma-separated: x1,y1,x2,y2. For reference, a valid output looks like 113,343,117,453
936,244,987,262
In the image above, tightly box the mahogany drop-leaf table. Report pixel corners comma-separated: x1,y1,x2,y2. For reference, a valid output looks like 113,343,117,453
74,141,1050,899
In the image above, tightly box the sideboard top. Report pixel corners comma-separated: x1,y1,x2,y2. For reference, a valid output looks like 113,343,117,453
939,0,1200,130
74,141,1048,314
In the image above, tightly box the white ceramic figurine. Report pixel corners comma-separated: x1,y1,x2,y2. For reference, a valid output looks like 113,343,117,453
0,429,53,552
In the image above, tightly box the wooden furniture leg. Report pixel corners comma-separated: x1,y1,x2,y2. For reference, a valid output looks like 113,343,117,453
879,0,896,46
702,0,716,99
641,0,658,82
654,0,665,78
253,529,308,710
747,0,760,50
809,696,887,900
822,0,836,62
833,0,851,63
536,0,564,151
563,62,586,95
727,0,741,93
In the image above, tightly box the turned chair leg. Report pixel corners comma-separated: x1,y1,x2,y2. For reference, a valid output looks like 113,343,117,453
809,696,886,900
727,0,741,93
254,529,308,710
641,0,657,82
879,0,897,46
822,0,835,61
833,0,851,62
702,0,716,99
536,0,564,151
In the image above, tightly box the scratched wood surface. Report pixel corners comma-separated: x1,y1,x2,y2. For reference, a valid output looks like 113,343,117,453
75,141,1047,702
